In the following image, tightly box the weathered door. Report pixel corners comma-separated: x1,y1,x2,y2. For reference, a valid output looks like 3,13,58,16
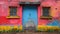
22,5,38,30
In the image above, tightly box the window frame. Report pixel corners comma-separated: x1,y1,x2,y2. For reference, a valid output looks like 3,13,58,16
7,6,20,18
40,6,52,19
42,7,50,16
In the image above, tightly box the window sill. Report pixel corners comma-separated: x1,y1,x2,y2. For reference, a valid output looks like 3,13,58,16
6,16,20,18
40,16,52,20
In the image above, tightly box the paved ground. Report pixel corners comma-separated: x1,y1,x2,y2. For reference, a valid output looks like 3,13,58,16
0,31,60,34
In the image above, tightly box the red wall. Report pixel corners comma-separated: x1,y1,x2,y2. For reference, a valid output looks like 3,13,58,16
0,0,22,25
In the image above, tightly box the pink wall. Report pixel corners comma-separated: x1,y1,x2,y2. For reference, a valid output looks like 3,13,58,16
0,0,60,26
38,0,60,26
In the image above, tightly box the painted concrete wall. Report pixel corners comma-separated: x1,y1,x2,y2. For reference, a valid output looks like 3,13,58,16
0,0,60,26
38,0,60,26
0,0,22,26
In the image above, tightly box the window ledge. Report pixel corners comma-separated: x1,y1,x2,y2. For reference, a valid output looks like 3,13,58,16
6,16,20,18
40,16,52,19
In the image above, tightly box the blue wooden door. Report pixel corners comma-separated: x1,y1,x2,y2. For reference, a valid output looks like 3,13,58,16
22,5,38,28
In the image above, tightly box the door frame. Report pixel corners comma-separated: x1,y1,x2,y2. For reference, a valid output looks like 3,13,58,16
22,5,39,30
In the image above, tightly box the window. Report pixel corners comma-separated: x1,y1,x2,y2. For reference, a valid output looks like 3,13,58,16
7,6,19,18
10,7,17,16
40,7,52,19
42,7,50,16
